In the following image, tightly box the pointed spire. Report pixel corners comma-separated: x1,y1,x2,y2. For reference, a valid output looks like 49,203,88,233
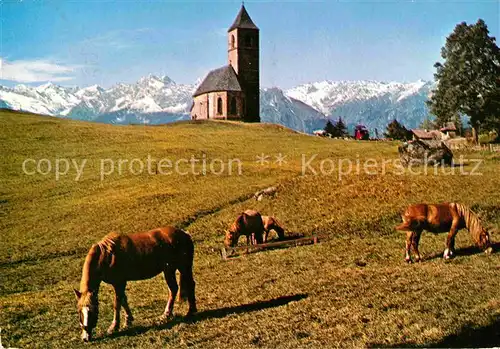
228,4,258,32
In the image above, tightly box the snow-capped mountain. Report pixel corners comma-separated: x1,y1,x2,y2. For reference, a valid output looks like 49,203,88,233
286,80,435,132
0,75,194,123
261,88,327,132
0,75,434,133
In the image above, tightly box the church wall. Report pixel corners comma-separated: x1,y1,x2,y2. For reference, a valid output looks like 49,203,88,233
191,94,209,120
228,29,239,74
227,27,260,122
227,91,243,120
193,92,238,120
208,92,228,119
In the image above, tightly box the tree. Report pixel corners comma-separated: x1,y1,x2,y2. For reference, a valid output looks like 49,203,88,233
332,117,348,137
324,119,335,136
427,19,500,144
481,81,500,140
384,119,411,140
419,117,437,130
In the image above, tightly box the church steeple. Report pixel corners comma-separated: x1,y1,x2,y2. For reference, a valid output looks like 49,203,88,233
228,4,259,32
227,4,260,122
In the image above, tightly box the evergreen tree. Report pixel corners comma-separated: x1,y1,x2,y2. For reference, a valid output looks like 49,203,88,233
384,119,411,140
324,119,335,136
426,19,500,144
332,117,348,137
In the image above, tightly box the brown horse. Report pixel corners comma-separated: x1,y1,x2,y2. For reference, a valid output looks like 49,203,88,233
225,209,265,247
395,203,493,263
262,215,286,242
74,227,197,342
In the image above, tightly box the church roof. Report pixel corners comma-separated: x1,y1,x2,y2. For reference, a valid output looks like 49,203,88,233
228,5,258,32
193,65,242,97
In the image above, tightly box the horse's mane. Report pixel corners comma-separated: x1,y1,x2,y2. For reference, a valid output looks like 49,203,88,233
97,231,120,256
229,214,244,233
79,232,121,295
454,203,484,245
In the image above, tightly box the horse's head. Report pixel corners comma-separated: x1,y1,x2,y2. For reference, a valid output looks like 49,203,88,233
224,228,238,247
74,289,99,342
478,228,492,253
480,226,495,254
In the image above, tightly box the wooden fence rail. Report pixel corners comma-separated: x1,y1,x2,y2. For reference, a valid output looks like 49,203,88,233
221,235,321,260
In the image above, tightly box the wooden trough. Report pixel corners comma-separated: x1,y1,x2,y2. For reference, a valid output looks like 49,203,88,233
221,235,320,260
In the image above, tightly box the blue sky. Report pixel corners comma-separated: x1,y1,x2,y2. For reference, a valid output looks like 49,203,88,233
1,0,499,89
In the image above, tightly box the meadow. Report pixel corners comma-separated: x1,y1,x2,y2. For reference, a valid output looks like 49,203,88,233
0,109,499,348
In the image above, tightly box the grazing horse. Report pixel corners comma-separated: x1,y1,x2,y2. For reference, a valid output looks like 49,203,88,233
262,215,286,242
395,203,493,263
225,209,265,247
74,227,197,342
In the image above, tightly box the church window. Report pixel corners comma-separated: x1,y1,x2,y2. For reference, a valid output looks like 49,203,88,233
217,97,223,115
245,35,253,47
230,96,237,115
231,35,235,48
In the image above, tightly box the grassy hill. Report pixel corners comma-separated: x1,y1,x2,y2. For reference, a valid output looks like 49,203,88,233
1,109,499,348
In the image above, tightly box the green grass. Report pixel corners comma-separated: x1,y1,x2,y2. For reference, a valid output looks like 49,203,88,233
1,109,499,348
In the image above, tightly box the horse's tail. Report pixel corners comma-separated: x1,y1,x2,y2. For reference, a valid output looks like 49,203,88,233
395,221,412,231
179,231,195,302
453,203,487,248
395,208,413,231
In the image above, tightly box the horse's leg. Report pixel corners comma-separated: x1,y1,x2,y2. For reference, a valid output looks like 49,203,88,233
121,287,134,327
412,229,423,262
179,265,197,316
254,229,263,244
161,266,178,320
264,229,269,243
405,231,414,263
444,223,459,259
107,283,125,334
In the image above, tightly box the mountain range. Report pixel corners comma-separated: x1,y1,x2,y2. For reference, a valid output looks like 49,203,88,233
0,75,435,134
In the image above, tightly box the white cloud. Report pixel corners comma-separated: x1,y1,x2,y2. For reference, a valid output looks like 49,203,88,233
81,28,154,50
0,58,81,83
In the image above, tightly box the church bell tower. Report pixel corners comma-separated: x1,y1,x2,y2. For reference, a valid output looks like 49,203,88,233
227,5,260,122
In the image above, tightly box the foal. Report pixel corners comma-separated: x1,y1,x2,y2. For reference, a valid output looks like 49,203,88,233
262,215,286,242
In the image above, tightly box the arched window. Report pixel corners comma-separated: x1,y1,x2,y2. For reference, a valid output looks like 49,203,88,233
245,35,253,47
230,96,237,115
231,35,235,48
217,97,223,115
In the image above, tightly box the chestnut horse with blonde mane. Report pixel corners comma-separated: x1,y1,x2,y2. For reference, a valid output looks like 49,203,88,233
396,203,493,263
74,227,197,342
225,210,265,247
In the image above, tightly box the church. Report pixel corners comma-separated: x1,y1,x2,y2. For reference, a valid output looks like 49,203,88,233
191,5,260,122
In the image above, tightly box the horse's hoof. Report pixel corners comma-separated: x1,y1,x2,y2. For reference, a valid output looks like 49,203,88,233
185,310,197,318
485,247,493,254
159,313,173,322
107,326,118,335
443,248,454,260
